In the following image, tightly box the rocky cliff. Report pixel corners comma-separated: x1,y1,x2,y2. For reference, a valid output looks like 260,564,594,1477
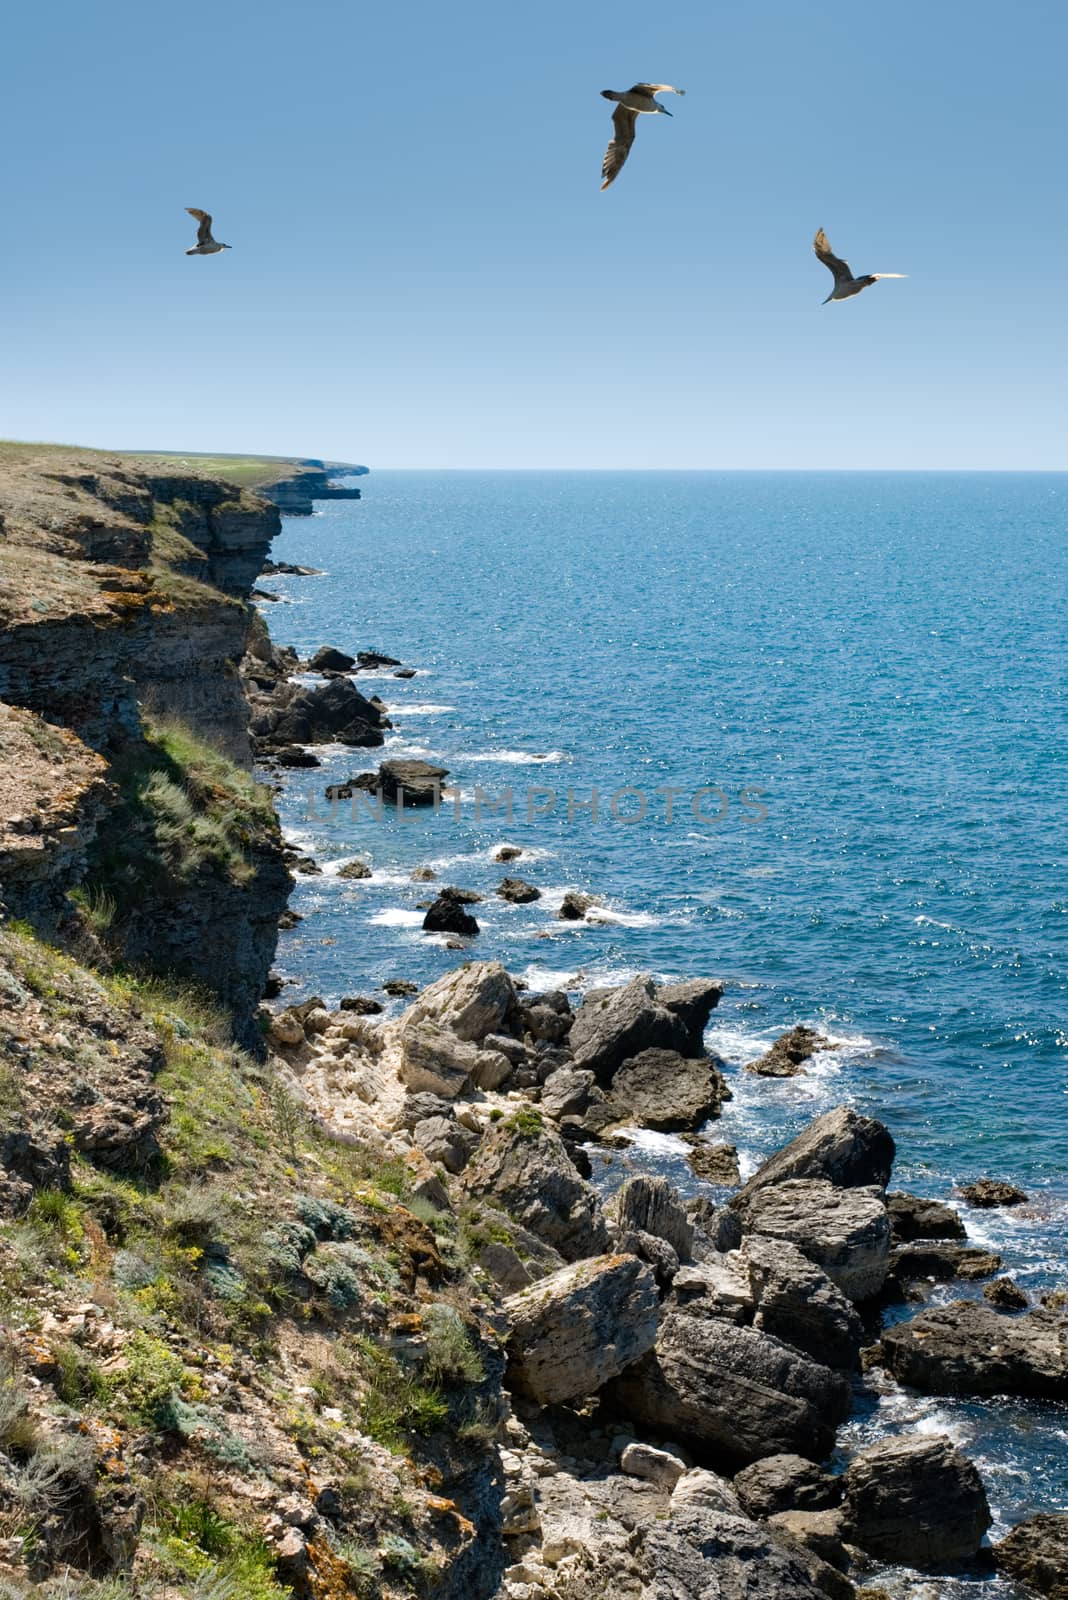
259,460,366,516
0,446,290,1038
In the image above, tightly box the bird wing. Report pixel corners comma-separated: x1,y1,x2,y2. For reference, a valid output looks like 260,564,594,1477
814,228,853,285
602,104,638,189
629,83,685,96
187,208,214,245
871,274,907,280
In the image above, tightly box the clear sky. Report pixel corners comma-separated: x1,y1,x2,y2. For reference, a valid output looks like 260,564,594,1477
2,0,1065,468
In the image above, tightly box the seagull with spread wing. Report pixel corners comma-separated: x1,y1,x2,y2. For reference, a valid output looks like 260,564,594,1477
600,84,684,190
186,209,231,256
813,228,905,303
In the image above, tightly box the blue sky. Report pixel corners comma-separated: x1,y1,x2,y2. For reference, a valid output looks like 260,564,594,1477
2,0,1065,467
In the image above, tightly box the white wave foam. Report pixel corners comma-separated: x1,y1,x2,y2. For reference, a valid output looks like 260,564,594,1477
367,908,424,928
464,750,569,765
386,703,454,715
585,906,660,928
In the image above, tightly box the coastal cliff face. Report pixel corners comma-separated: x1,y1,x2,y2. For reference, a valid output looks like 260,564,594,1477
259,459,366,516
0,447,289,1035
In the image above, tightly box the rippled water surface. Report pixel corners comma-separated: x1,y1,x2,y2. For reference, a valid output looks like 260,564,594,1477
263,471,1067,1591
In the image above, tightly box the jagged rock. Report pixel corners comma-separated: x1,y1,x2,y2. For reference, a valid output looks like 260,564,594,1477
669,1468,742,1518
743,1235,865,1370
687,1140,741,1185
462,1116,610,1262
993,1512,1068,1596
413,1116,479,1174
961,1178,1029,1208
394,1092,456,1130
733,1455,842,1521
0,1127,72,1205
495,845,523,862
655,978,724,1055
71,1086,167,1171
540,1067,598,1121
734,1179,891,1302
735,1107,896,1201
889,1241,1001,1282
881,1299,1068,1398
423,896,479,937
609,1175,694,1262
618,1228,681,1290
842,1433,992,1568
336,858,371,880
483,1032,529,1065
523,1002,572,1045
672,1256,754,1323
985,1276,1030,1310
642,1507,830,1600
410,865,437,881
497,877,541,903
404,961,519,1042
382,979,419,997
621,1441,687,1488
272,676,387,746
769,1508,848,1571
504,1252,659,1404
569,976,690,1080
886,1191,966,1241
610,1048,729,1132
308,645,356,672
747,1025,834,1078
607,1308,851,1466
439,885,482,904
273,745,321,767
689,1197,744,1255
558,890,600,920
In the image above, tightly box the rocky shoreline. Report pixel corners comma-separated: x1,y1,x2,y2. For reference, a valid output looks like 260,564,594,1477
0,449,1063,1599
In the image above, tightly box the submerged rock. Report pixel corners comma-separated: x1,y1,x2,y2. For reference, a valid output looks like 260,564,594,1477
842,1433,992,1568
504,1252,659,1404
746,1025,834,1079
961,1178,1029,1208
881,1299,1068,1398
558,890,600,920
336,858,371,880
423,897,479,937
308,645,356,672
889,1241,1001,1283
497,876,541,904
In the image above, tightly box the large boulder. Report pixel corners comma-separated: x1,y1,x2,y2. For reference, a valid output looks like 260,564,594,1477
842,1434,992,1568
734,1179,891,1302
742,1235,865,1370
607,1309,851,1467
881,1299,1068,1399
886,1191,966,1241
734,1107,896,1201
568,976,690,1082
733,1455,842,1521
504,1253,659,1404
462,1115,610,1262
746,1025,833,1079
398,1021,510,1098
609,1175,694,1262
609,1048,730,1132
403,961,519,1042
642,1507,832,1600
308,645,356,672
655,978,724,1055
354,758,449,805
423,896,479,937
993,1513,1068,1597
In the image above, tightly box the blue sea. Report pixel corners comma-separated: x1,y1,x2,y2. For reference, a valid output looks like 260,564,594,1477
263,471,1068,1593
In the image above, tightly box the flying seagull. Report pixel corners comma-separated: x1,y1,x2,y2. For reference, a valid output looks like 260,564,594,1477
813,228,905,303
186,209,231,256
600,84,684,190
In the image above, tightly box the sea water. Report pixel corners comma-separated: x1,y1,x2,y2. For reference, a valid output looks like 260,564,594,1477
263,470,1068,1593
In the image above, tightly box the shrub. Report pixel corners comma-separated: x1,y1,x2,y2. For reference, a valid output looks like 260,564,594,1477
421,1305,484,1387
